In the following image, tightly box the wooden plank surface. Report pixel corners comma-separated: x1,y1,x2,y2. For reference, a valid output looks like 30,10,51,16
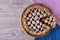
0,0,34,40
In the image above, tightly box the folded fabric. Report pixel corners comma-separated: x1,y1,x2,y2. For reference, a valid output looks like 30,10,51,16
35,24,60,40
32,0,60,25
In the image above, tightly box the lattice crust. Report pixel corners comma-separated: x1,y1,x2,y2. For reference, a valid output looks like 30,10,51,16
25,9,46,33
21,4,56,37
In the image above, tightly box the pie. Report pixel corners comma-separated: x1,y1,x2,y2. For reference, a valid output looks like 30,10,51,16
21,4,56,37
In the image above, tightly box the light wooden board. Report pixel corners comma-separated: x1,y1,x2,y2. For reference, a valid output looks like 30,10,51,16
0,0,34,40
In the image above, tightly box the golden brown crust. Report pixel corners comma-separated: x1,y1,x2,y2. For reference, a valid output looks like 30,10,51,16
52,14,57,28
21,3,56,37
36,26,51,37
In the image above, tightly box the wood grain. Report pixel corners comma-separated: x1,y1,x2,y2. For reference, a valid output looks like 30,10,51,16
0,0,34,40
